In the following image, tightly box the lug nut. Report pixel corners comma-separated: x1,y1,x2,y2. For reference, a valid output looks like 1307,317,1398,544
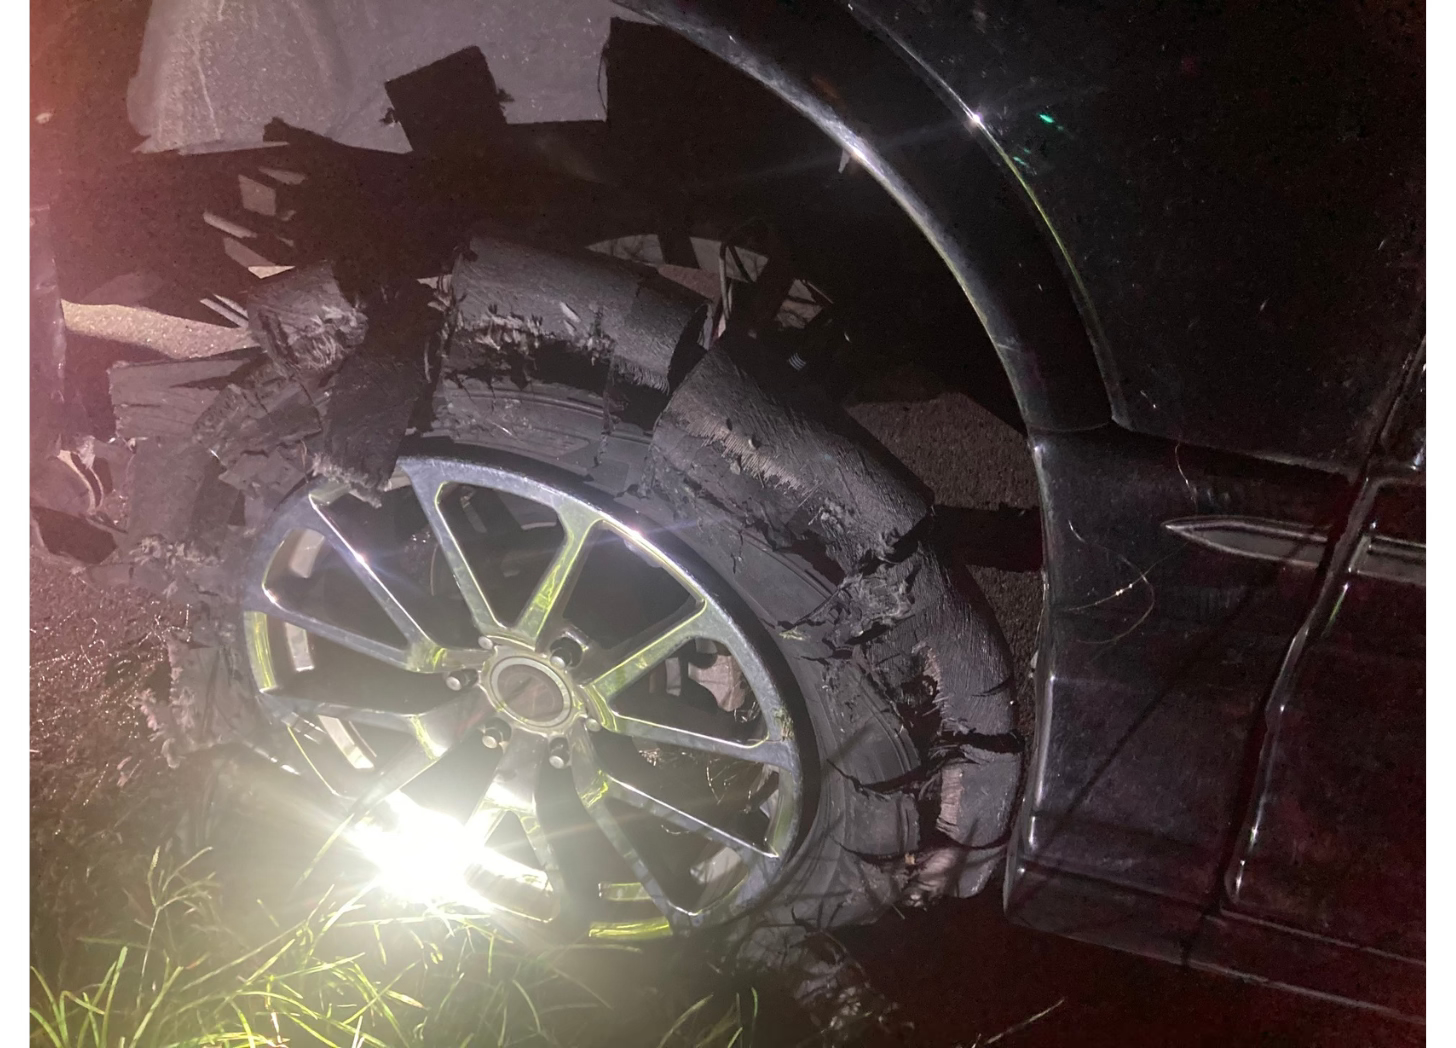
547,737,571,770
445,669,478,692
477,636,496,652
584,716,602,733
481,722,511,750
548,637,583,670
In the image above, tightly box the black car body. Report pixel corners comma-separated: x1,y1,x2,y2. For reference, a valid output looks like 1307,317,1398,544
31,0,1424,1021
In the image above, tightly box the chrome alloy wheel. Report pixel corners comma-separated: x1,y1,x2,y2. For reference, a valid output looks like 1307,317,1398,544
241,456,804,938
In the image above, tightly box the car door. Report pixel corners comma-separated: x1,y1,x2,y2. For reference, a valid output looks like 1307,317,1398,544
1198,353,1425,1014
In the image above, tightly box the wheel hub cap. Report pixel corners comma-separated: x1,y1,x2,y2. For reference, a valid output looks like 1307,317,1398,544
491,659,569,724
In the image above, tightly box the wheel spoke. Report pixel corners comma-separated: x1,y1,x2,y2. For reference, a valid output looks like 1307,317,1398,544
349,741,444,817
607,710,796,769
463,736,562,922
584,607,796,767
242,590,416,670
463,812,559,922
297,493,444,667
603,770,774,862
486,740,564,882
258,690,478,758
511,501,600,648
571,740,687,931
584,605,717,704
400,461,506,637
477,734,546,817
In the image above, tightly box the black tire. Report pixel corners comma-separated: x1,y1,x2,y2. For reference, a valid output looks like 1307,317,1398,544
121,235,1022,959
435,238,1021,927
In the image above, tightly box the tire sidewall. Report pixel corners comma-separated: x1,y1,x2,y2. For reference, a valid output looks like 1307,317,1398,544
415,382,921,934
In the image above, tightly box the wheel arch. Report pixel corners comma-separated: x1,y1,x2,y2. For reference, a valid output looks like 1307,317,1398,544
625,0,1110,435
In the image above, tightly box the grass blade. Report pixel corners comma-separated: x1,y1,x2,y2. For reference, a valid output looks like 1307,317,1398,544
656,993,713,1048
28,1007,64,1048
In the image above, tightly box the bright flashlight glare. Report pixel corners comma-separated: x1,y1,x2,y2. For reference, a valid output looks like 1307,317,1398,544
347,794,494,910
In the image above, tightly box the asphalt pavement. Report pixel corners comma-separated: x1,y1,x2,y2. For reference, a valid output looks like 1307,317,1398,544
851,393,1043,713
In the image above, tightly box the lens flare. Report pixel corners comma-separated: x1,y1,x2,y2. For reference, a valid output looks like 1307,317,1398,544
347,794,494,910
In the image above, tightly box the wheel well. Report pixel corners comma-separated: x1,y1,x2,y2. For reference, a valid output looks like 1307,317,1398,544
53,0,1103,439
625,0,1110,435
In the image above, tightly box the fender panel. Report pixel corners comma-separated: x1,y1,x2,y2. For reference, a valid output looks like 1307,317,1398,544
844,0,1423,474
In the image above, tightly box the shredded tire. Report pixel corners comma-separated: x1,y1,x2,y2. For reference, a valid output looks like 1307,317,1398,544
92,235,1022,1009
